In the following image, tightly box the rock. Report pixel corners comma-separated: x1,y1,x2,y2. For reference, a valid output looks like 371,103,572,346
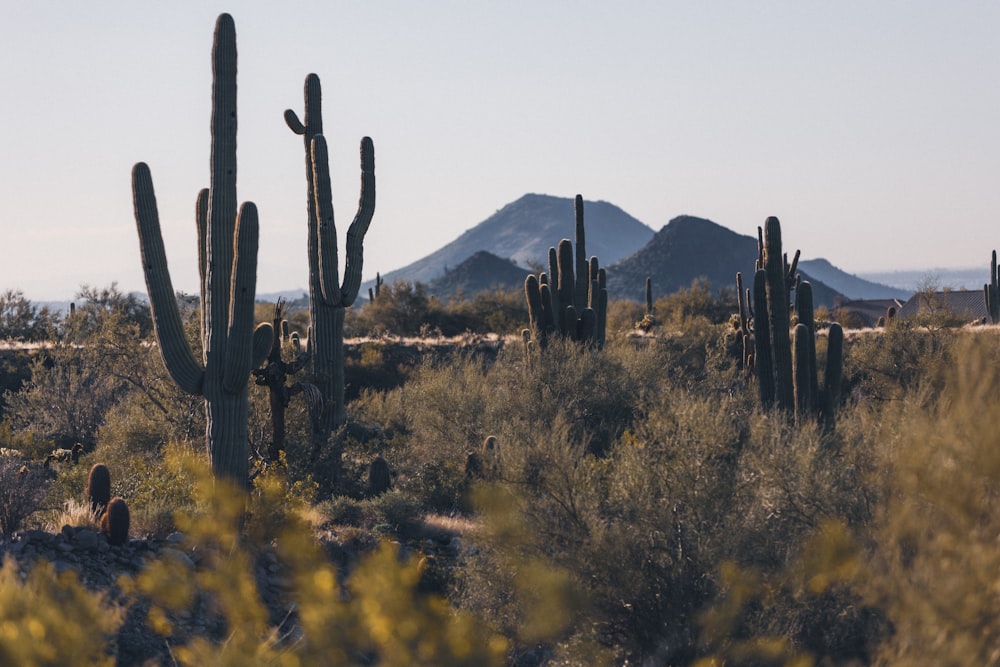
160,548,195,571
74,529,102,550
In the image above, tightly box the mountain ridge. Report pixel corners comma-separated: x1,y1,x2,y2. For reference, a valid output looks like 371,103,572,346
369,194,655,288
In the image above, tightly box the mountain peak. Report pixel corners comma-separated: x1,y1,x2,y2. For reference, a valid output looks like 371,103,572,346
376,194,655,287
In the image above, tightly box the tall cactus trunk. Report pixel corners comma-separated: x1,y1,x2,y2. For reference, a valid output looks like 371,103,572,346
132,14,271,488
207,393,251,482
762,217,794,412
286,75,375,474
311,305,347,432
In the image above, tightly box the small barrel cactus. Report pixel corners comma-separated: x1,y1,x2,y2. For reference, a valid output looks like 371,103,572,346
101,497,130,546
367,455,392,497
85,463,111,516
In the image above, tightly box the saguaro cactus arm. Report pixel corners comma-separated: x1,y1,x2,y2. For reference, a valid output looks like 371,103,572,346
132,163,205,395
309,136,340,307
222,203,262,393
339,136,376,307
308,134,377,308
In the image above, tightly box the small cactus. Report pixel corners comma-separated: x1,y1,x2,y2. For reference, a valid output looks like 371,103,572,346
464,451,484,480
101,497,130,546
481,435,501,480
367,455,392,497
986,250,1000,324
85,463,111,516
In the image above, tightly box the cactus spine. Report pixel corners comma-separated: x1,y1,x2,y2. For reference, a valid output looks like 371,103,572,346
132,14,271,486
524,195,607,348
285,74,376,450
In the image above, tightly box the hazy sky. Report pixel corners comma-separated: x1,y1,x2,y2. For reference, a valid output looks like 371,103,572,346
2,2,999,300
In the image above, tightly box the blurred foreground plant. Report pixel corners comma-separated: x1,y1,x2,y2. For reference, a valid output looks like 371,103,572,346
134,447,507,666
0,557,122,666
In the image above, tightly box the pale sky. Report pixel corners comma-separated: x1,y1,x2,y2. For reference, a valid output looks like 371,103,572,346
2,2,999,301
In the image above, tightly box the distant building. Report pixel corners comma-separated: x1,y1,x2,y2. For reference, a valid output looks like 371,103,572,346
897,290,990,324
833,298,905,328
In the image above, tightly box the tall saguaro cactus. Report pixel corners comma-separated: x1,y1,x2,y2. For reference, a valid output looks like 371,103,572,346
132,14,271,486
285,74,376,450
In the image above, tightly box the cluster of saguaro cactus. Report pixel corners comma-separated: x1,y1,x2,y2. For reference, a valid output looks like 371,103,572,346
285,73,376,459
985,250,1000,324
738,217,843,426
132,14,272,486
524,195,608,349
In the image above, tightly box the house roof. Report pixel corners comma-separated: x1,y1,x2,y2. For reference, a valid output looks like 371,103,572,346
897,289,989,322
834,298,904,326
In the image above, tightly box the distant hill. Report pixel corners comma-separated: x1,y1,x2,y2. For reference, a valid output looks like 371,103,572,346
426,251,526,297
609,215,844,308
370,194,655,289
798,259,912,301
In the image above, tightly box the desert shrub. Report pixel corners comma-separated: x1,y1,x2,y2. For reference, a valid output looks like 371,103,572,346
0,459,50,533
5,349,122,450
605,298,647,334
0,288,58,342
63,282,153,341
652,279,739,328
0,419,49,460
452,336,882,664
5,297,199,452
0,348,35,415
359,489,423,534
463,287,529,334
842,324,958,402
864,334,1000,666
346,281,437,337
318,495,365,526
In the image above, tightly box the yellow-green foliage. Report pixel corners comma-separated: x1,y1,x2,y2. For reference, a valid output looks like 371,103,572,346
132,448,507,666
0,556,122,666
866,333,1000,666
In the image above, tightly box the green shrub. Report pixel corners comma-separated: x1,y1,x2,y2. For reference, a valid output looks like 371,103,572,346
0,460,50,533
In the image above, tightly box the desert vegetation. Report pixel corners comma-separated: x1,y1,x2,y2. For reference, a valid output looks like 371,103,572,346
3,11,999,667
1,271,999,665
